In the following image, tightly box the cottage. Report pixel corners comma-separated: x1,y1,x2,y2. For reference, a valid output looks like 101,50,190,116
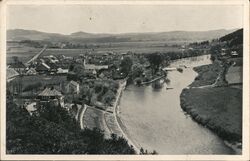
66,80,80,94
36,87,64,108
25,102,38,116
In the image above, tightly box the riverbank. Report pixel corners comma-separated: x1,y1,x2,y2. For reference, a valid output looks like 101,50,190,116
79,79,140,153
112,80,140,153
180,62,242,151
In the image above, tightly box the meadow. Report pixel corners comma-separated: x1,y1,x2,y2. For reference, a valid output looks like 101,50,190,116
7,41,183,64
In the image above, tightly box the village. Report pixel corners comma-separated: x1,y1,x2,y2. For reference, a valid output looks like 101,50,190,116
7,47,130,124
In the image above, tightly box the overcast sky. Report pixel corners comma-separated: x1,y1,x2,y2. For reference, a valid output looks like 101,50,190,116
7,5,243,35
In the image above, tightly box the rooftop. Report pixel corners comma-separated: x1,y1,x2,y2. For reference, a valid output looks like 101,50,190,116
69,80,79,87
7,67,19,80
84,64,108,70
38,87,62,97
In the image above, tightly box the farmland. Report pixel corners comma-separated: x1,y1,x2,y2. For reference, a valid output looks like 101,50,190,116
7,41,183,64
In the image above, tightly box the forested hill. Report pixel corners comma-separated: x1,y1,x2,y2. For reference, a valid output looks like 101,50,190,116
219,28,243,47
8,28,236,43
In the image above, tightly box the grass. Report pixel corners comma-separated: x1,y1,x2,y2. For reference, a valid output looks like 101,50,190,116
190,61,222,87
181,87,242,142
181,61,242,142
226,66,243,84
7,45,182,64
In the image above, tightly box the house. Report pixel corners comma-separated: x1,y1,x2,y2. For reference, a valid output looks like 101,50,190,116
36,87,64,108
66,80,80,94
220,48,227,56
26,68,37,75
57,68,69,74
48,55,59,63
36,62,50,74
7,67,19,82
84,64,109,74
231,51,238,57
25,102,38,116
9,62,26,74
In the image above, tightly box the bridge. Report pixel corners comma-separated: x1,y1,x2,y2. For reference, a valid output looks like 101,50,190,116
141,74,166,85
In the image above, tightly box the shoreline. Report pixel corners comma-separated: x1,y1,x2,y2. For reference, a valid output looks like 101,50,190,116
112,80,140,154
180,64,242,154
78,79,139,152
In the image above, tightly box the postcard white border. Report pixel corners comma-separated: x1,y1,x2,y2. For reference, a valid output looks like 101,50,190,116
0,0,249,160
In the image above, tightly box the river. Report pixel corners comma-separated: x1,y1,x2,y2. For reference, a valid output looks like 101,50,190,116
119,55,234,154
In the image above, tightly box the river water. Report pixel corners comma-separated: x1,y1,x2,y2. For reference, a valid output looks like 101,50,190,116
119,55,234,154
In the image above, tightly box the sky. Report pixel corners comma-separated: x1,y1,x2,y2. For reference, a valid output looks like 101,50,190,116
7,5,243,35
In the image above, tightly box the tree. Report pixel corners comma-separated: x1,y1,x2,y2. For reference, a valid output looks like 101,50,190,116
6,99,136,154
131,63,144,79
120,56,133,76
146,53,164,74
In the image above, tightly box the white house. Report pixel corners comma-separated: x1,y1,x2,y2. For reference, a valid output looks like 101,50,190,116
66,80,80,94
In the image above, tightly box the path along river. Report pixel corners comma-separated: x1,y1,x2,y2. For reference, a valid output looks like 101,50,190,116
119,55,235,154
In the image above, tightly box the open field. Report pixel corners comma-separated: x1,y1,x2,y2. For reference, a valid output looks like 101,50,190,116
82,107,110,138
180,62,242,143
7,42,183,64
226,66,243,84
181,87,242,142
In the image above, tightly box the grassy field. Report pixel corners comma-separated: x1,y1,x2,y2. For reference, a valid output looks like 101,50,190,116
180,61,242,143
226,66,243,84
7,43,182,64
181,87,242,142
190,61,222,87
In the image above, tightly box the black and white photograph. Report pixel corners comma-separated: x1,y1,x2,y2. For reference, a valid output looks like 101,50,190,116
0,0,249,160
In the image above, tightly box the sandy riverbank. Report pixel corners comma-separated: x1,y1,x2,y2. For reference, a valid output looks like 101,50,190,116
180,62,242,153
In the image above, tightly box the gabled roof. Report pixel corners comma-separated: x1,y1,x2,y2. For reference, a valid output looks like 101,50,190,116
68,80,79,87
38,87,62,97
84,64,108,70
36,63,50,71
26,68,37,74
7,67,19,79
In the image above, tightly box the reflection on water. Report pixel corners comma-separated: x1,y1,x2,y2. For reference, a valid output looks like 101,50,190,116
119,55,234,154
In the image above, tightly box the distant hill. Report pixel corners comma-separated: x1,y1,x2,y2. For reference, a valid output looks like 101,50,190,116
219,28,243,47
7,29,67,41
7,28,236,43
